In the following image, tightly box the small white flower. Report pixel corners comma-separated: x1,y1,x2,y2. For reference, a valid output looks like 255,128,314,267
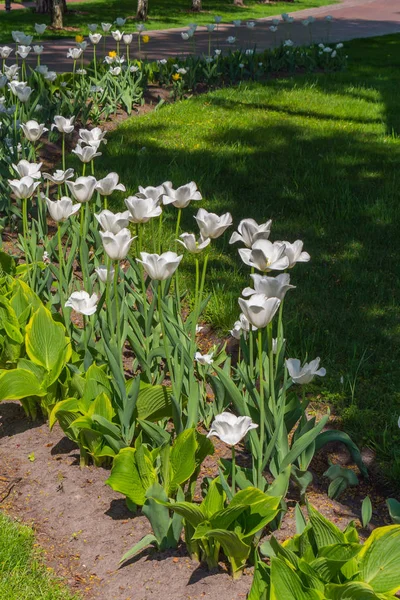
194,208,232,239
109,66,122,76
96,265,115,283
136,251,183,281
336,43,344,49
232,20,241,27
227,36,236,44
125,196,162,223
16,45,32,59
229,218,272,248
0,46,13,59
34,24,47,35
33,45,44,54
239,239,289,272
136,23,146,32
215,49,222,56
52,115,75,134
72,143,102,163
123,34,133,45
163,181,201,208
46,196,81,222
65,291,98,316
66,176,97,203
95,172,125,196
214,15,222,24
8,176,40,199
158,58,167,65
238,293,281,329
177,233,211,254
67,47,83,60
95,209,130,234
284,39,294,47
246,21,255,28
242,273,295,300
206,24,216,32
89,33,102,45
278,240,310,268
286,357,326,384
115,17,126,26
100,228,134,261
207,412,258,446
101,23,113,32
88,23,98,32
195,351,213,365
20,120,47,142
230,313,256,339
112,30,124,42
12,159,42,179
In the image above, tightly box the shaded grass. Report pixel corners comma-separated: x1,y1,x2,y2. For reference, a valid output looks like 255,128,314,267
0,0,336,42
93,34,400,484
0,511,80,600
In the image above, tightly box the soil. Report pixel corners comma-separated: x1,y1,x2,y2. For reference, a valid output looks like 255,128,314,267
0,400,394,600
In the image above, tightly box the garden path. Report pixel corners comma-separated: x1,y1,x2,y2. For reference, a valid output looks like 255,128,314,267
8,0,400,71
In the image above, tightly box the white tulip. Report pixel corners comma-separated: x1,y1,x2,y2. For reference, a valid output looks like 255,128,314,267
52,115,75,134
194,208,232,239
88,23,98,32
125,196,162,223
137,184,165,202
229,218,272,248
89,33,102,44
12,160,42,180
214,15,222,23
115,18,126,26
76,41,88,51
177,233,210,254
79,127,107,147
4,64,19,80
12,31,32,45
136,24,146,32
239,239,289,272
136,251,183,281
43,168,74,185
65,291,98,316
8,81,32,103
67,47,83,60
100,228,134,261
112,30,124,41
8,176,40,199
269,26,278,32
66,176,97,203
20,120,48,142
238,293,281,329
95,173,126,197
242,273,295,300
0,46,13,59
34,24,47,34
101,23,113,32
207,412,258,446
46,196,81,222
95,209,130,233
95,265,115,283
33,45,44,54
110,66,122,76
233,19,241,26
286,357,326,384
16,45,32,59
206,24,216,32
278,240,310,268
230,313,256,339
72,143,102,163
44,70,57,82
123,34,133,44
227,36,236,44
195,351,213,365
162,181,202,208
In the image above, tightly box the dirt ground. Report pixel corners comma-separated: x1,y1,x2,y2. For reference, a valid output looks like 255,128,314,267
0,399,394,600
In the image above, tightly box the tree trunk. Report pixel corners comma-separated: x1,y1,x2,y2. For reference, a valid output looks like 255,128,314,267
52,0,63,29
191,0,202,11
136,0,149,21
36,0,51,12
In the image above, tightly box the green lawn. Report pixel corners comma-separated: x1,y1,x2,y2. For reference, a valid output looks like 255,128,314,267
95,34,400,485
0,0,337,42
0,511,80,600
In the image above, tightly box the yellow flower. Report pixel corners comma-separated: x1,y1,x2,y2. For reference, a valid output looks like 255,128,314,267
172,73,181,81
108,51,117,58
75,35,84,43
142,35,150,43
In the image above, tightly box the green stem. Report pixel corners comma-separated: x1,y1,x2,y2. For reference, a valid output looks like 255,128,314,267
257,329,264,488
158,212,163,253
113,261,121,348
57,223,65,311
62,133,65,171
158,281,179,427
93,45,97,79
197,252,209,322
231,445,236,494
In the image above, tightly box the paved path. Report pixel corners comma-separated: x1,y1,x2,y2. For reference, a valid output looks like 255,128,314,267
3,0,400,71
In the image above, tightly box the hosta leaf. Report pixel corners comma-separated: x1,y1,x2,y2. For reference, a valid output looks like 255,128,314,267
315,430,367,478
270,557,322,600
157,501,205,528
49,397,82,431
362,496,373,528
325,582,382,599
120,534,158,564
25,305,71,372
169,428,197,491
106,447,157,506
200,528,250,575
0,368,46,400
307,504,345,548
201,478,226,520
386,498,400,524
136,383,173,421
358,525,400,594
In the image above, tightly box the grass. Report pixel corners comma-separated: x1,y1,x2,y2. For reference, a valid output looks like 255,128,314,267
0,511,81,600
0,0,337,42
94,34,400,485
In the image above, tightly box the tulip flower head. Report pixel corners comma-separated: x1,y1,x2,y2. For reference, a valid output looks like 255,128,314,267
137,184,165,202
239,239,289,272
162,181,202,208
137,251,183,281
125,196,162,223
20,120,48,142
52,115,75,134
286,357,326,384
89,33,102,44
79,127,107,147
238,293,281,329
72,143,102,163
12,160,42,180
95,265,115,283
230,312,256,339
65,291,98,316
46,196,81,222
66,176,97,203
278,240,310,268
229,218,272,248
207,412,258,446
8,176,40,199
242,273,295,300
43,168,75,185
177,233,211,254
194,208,232,240
195,351,214,365
34,23,47,35
100,228,134,261
95,209,130,234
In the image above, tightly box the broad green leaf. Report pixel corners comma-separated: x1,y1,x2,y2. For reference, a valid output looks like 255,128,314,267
310,543,362,582
0,368,46,400
106,447,157,506
325,582,382,599
280,413,330,471
136,383,173,421
200,528,250,575
307,504,345,548
201,478,226,520
270,557,321,600
362,496,373,528
87,392,115,421
386,498,400,524
82,364,111,405
49,397,82,430
120,534,158,564
169,428,197,491
158,501,205,528
143,483,175,547
25,306,71,372
248,557,269,600
358,525,400,594
315,430,368,478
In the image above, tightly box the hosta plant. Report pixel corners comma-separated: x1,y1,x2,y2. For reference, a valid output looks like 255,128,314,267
106,428,214,559
249,503,400,599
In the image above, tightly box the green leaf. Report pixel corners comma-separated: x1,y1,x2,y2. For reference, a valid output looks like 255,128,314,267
158,501,205,528
0,368,46,400
106,447,157,506
325,582,382,599
119,534,158,564
169,429,197,492
87,392,115,421
25,305,71,372
143,483,177,548
315,430,368,478
201,478,226,520
270,557,321,600
362,496,373,528
136,383,173,421
200,528,251,575
386,498,400,524
307,504,345,548
280,413,330,471
358,525,400,594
